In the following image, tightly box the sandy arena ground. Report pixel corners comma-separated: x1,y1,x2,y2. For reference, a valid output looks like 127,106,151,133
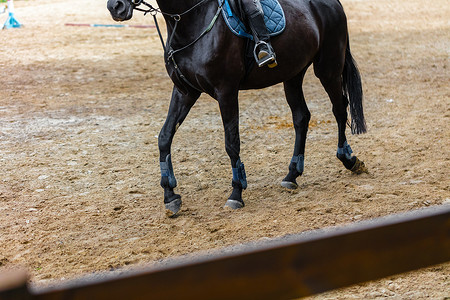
0,0,449,298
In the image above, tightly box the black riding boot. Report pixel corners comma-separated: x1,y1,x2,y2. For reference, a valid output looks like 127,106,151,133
248,12,277,68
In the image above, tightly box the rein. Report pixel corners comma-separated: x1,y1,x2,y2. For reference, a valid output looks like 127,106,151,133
131,0,224,92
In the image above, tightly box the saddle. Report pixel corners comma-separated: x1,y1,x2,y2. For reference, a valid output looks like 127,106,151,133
220,0,286,40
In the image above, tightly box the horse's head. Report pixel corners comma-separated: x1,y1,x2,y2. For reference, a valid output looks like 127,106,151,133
107,0,136,21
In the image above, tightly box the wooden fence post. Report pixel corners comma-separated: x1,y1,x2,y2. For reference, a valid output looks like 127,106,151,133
1,205,449,300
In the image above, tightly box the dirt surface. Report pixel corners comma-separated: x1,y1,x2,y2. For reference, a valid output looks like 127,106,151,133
0,0,449,298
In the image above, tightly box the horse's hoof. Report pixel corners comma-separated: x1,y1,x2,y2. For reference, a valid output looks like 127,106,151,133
281,181,298,190
165,198,182,217
351,157,368,174
224,199,244,210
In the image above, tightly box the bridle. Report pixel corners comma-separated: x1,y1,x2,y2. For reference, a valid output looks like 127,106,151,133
130,0,219,55
129,0,224,92
131,0,210,20
128,0,176,54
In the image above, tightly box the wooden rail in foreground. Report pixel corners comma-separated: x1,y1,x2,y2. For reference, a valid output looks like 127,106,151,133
1,205,449,300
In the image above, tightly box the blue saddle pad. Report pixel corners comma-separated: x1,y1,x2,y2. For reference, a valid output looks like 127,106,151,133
219,0,286,40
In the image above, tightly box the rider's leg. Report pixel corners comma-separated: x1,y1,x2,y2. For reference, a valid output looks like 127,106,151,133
243,0,277,68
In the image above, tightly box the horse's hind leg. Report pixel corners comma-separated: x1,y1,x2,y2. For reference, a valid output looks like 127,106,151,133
158,87,200,217
314,61,367,174
281,70,311,189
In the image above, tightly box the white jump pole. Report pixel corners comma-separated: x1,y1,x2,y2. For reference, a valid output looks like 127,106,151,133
3,0,21,29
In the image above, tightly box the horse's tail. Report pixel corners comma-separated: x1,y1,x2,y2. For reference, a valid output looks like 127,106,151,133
342,39,367,134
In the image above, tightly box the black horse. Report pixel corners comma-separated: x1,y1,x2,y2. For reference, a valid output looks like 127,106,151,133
107,0,367,217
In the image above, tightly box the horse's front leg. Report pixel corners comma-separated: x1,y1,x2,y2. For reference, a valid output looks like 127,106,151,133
218,91,246,209
158,87,200,217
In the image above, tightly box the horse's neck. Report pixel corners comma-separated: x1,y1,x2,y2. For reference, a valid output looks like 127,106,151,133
156,0,217,46
156,0,202,15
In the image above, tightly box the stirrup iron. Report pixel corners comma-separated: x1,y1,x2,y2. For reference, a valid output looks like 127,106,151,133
254,41,277,68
